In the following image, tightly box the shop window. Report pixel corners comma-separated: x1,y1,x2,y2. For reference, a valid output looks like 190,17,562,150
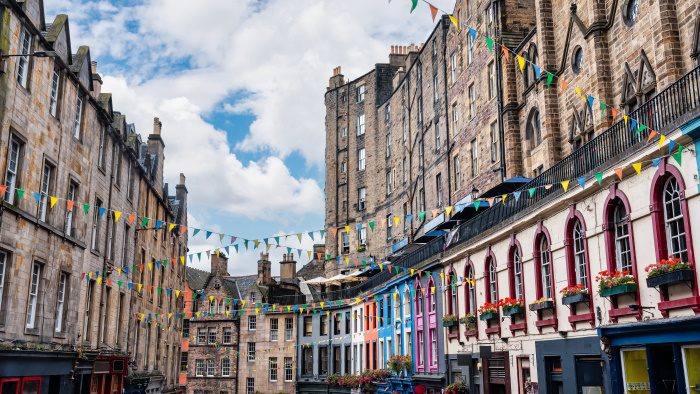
621,348,650,393
545,357,564,394
575,357,604,393
681,346,700,393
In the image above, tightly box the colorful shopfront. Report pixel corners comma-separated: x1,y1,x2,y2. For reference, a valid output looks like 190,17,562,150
599,316,700,394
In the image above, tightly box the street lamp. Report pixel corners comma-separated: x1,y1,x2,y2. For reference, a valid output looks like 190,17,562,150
470,187,480,202
0,50,57,72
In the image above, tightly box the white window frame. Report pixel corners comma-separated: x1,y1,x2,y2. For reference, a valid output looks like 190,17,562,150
269,357,278,382
468,84,475,118
573,220,588,286
223,327,232,344
540,237,553,298
195,359,205,377
5,136,22,204
248,342,256,361
221,356,231,377
55,272,67,332
0,252,7,314
613,202,633,272
270,318,278,341
248,315,257,331
49,69,60,116
488,61,496,99
358,148,366,171
284,357,293,382
26,262,42,329
206,358,215,377
357,113,365,136
39,162,52,222
285,318,293,341
663,177,687,260
451,52,457,82
356,85,365,103
358,187,366,211
454,156,461,190
73,92,83,139
513,248,523,300
16,28,32,88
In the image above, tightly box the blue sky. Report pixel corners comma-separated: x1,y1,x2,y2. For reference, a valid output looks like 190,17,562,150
46,0,453,275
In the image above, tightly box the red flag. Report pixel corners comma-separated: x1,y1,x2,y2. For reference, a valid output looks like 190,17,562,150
610,107,617,120
429,3,439,21
501,45,510,62
615,168,623,180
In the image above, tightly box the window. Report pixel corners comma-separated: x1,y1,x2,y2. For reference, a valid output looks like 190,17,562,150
0,252,7,321
26,262,42,329
624,0,640,25
572,46,583,74
114,147,122,186
38,162,54,222
341,160,347,174
402,157,407,184
417,61,423,83
97,129,106,169
529,44,539,84
486,3,495,35
465,264,476,315
419,137,425,167
197,328,206,344
247,342,256,361
435,120,441,150
387,213,393,240
663,176,688,261
490,122,499,163
513,248,524,300
538,235,553,298
91,198,103,251
378,301,384,328
572,219,588,286
357,85,366,103
49,70,60,116
270,318,278,341
209,299,216,315
73,92,83,139
180,351,188,371
319,346,329,375
121,224,129,267
126,161,134,200
386,134,391,158
385,105,390,123
5,136,23,204
221,357,231,377
488,61,496,99
416,283,424,316
418,330,425,367
195,360,205,376
432,38,438,57
436,173,443,208
470,139,478,177
248,315,257,331
468,84,475,118
269,357,278,381
447,270,458,314
285,318,293,341
454,156,461,190
358,187,366,211
246,378,255,394
223,327,232,344
417,95,423,125
303,316,312,336
341,231,350,254
430,328,437,366
433,73,439,102
208,328,216,344
55,272,67,332
333,346,341,373
404,289,411,317
357,113,365,136
341,126,348,138
467,33,474,64
527,109,542,147
359,225,367,246
486,257,498,303
386,170,393,195
451,52,457,82
284,357,293,381
358,148,365,171
419,187,426,212
612,200,633,272
16,28,32,88
107,218,117,262
320,315,328,335
302,347,313,375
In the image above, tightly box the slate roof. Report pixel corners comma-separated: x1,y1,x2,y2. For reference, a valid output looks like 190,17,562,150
227,274,258,299
186,266,211,290
222,278,240,299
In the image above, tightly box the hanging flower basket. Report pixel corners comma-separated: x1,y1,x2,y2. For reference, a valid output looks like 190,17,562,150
529,298,555,311
443,314,458,327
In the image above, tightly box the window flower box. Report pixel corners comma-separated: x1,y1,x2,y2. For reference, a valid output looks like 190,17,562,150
529,298,555,311
502,305,524,316
443,315,458,328
460,314,477,330
600,283,637,297
499,297,524,316
646,268,694,287
479,312,498,321
562,293,590,305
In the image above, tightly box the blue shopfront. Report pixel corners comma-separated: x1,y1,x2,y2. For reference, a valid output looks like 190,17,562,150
599,316,700,394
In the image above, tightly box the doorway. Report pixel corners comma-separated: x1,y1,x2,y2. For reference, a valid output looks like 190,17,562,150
648,345,678,394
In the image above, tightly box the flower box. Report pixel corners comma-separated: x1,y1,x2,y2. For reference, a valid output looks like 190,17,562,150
529,300,555,311
479,312,498,321
443,319,458,328
600,283,637,297
502,306,524,316
562,293,590,305
646,269,695,288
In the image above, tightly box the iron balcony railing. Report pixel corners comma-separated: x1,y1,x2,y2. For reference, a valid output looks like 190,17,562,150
271,65,700,306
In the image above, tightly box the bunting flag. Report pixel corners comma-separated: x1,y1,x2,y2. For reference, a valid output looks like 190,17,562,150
428,2,438,21
114,211,122,222
49,196,58,208
560,180,570,192
410,0,418,12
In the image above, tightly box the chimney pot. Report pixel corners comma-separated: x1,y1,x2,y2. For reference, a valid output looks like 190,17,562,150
153,117,162,135
91,61,98,74
179,173,186,185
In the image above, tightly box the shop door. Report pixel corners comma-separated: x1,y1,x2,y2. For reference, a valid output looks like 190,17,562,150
648,345,678,394
575,357,604,394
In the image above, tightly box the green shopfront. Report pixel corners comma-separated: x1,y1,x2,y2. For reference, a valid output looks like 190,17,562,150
599,317,700,394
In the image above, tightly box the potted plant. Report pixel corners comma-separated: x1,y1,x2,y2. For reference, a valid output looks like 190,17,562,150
478,302,499,321
596,270,637,297
445,381,469,394
388,355,412,376
560,284,590,305
460,313,477,330
499,297,525,316
529,297,555,311
443,314,458,327
645,257,694,287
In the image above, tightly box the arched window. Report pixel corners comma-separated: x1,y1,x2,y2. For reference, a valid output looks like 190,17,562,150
404,289,411,317
512,247,524,300
526,108,542,150
217,299,224,314
428,278,436,313
571,219,588,286
447,268,458,315
416,282,424,316
464,263,476,315
537,235,553,298
611,200,633,272
522,51,530,88
209,299,216,314
485,255,498,303
529,44,539,83
663,176,688,261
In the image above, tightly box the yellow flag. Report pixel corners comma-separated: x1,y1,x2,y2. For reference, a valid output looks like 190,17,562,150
141,313,145,320
168,223,176,232
255,308,259,315
431,286,435,294
175,290,181,298
148,262,153,271
658,134,666,149
345,225,351,234
168,312,173,319
137,283,143,292
632,162,642,175
49,196,58,208
623,114,628,125
393,216,400,226
410,268,415,275
502,194,507,204
209,295,214,301
180,256,185,265
516,55,525,72
97,277,102,284
307,251,312,259
446,206,453,216
448,15,459,30
225,310,230,317
241,300,246,307
379,263,383,271
345,257,349,266
114,211,122,222
561,180,570,192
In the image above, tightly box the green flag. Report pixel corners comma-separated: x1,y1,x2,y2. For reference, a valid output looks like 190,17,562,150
600,101,607,115
474,201,481,211
546,73,554,87
141,217,149,228
594,172,603,185
16,189,24,201
368,221,375,231
82,203,90,214
672,145,683,166
410,0,418,12
419,211,425,221
528,188,536,198
485,37,493,52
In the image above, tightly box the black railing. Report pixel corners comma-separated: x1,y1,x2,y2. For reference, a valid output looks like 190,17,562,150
271,65,700,306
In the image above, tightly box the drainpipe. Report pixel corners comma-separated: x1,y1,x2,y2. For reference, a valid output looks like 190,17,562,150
494,0,507,181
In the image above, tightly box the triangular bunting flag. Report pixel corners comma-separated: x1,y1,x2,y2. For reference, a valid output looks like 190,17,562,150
561,180,570,192
632,162,642,175
577,176,586,189
528,188,536,198
114,211,122,222
49,196,58,208
429,2,438,21
615,168,623,180
410,0,418,12
672,145,683,166
516,55,525,72
485,36,493,52
448,15,459,30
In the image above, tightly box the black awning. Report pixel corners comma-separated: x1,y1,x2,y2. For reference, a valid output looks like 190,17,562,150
480,176,532,198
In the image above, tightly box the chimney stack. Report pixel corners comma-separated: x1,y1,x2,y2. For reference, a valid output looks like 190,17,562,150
210,253,229,276
91,61,102,97
153,117,162,135
257,252,272,286
279,253,297,282
389,45,409,68
328,66,345,90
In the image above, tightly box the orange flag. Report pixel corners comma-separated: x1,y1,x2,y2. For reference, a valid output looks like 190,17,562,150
615,168,623,180
646,130,658,144
66,200,75,212
501,45,510,62
561,80,568,92
610,107,617,120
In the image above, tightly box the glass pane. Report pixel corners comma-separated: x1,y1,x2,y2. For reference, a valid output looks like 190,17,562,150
1,381,19,394
21,380,40,394
683,347,700,393
622,349,650,394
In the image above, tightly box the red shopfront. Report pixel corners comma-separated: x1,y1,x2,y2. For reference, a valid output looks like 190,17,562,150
87,356,128,394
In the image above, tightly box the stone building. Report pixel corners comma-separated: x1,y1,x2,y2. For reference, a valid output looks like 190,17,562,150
184,254,240,394
0,1,187,393
229,252,300,394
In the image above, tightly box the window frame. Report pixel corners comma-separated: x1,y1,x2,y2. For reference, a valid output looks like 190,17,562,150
26,262,43,329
